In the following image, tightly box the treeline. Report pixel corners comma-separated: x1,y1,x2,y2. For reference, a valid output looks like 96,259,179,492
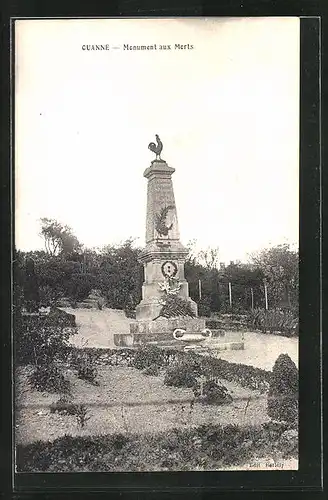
14,219,299,315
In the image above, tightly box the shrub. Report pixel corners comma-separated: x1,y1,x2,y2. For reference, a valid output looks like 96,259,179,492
164,359,201,388
15,307,76,366
143,363,161,376
132,345,165,370
29,364,70,394
50,395,76,415
198,300,211,317
267,354,298,424
77,363,99,385
64,272,96,302
72,352,99,385
50,398,90,428
158,295,196,318
16,421,297,472
75,404,91,428
249,308,298,336
193,378,233,405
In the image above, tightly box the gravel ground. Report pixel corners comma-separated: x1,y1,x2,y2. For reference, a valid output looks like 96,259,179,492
214,331,298,371
15,365,269,446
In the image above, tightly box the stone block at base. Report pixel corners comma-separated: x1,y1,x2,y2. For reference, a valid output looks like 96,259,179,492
130,317,206,335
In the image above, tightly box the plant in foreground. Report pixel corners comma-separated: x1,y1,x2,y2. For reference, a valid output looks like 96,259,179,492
193,377,233,405
29,363,70,394
50,397,91,428
75,404,91,428
164,360,199,388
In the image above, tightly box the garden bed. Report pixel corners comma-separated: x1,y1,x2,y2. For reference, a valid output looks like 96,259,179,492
15,364,269,446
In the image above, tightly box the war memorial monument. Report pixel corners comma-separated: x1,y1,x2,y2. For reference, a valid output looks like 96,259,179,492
114,136,244,351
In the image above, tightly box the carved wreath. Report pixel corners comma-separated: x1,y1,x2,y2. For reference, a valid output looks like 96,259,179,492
161,261,178,278
155,205,175,236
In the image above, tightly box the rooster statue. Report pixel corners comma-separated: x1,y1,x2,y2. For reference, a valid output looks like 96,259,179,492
148,134,163,160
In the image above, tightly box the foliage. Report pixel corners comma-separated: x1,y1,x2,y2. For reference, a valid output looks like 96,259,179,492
50,398,91,428
250,244,299,310
40,218,82,256
164,359,202,388
15,308,76,366
50,395,76,415
249,308,298,336
74,354,99,385
75,405,91,428
198,299,211,317
143,363,161,376
66,346,271,393
16,421,297,472
23,257,40,312
199,355,271,392
28,363,70,394
193,378,233,405
63,273,96,303
132,345,165,370
267,354,298,425
95,239,143,310
15,226,298,314
157,294,196,319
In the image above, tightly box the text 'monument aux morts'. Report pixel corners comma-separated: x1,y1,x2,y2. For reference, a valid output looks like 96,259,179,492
81,44,194,51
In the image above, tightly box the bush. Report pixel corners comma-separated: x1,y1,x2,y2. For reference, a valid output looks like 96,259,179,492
16,421,297,472
164,359,201,388
267,354,298,424
50,395,76,415
158,295,196,318
50,398,90,428
143,363,161,376
71,351,99,385
29,364,70,394
132,345,165,370
249,308,298,336
77,363,99,385
193,378,233,405
64,273,95,302
198,300,211,317
15,308,76,365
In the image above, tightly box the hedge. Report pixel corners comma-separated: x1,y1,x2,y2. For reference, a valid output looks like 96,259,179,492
67,345,272,392
16,421,297,472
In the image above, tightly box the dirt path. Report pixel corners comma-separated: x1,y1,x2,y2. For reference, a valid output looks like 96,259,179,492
215,331,298,370
65,308,131,348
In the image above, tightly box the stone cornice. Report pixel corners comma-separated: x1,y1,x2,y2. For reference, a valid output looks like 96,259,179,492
143,160,175,179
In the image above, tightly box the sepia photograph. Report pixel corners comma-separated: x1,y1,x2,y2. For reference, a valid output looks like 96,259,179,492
14,17,300,473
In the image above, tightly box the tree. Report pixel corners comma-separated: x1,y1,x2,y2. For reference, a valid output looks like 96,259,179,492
39,218,82,257
23,257,40,312
97,239,143,310
250,244,299,310
186,240,220,269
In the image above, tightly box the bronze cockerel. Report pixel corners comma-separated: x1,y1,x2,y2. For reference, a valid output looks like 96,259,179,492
148,134,163,160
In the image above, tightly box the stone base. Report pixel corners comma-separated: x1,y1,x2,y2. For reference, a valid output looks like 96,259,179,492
131,316,205,335
113,316,205,347
113,333,245,351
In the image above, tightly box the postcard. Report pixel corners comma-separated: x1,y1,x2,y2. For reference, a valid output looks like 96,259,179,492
14,17,300,473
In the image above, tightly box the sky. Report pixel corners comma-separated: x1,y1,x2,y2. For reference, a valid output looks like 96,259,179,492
15,17,300,263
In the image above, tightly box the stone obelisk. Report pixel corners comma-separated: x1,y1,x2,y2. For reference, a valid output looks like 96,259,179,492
136,158,197,321
129,135,204,340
